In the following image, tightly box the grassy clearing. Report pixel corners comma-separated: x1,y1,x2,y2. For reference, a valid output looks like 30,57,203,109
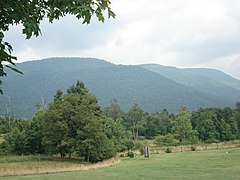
2,147,240,180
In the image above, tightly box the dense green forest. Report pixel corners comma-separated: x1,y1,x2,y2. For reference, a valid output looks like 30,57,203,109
1,81,240,162
2,57,240,118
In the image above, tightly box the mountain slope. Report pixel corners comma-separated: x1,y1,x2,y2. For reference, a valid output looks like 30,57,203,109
140,64,240,104
0,57,234,118
184,68,240,91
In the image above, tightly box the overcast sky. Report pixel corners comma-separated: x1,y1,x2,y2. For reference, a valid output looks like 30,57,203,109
5,0,240,79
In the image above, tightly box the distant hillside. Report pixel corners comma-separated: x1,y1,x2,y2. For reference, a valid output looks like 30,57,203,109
183,68,240,91
0,57,237,118
140,64,240,104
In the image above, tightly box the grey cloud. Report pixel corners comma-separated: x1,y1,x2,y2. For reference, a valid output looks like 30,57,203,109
5,15,118,56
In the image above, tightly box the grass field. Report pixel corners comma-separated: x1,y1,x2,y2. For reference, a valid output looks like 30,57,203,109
1,147,240,180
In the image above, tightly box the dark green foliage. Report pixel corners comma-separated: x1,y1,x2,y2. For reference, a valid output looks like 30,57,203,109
0,141,11,155
127,150,134,158
0,117,32,155
145,109,173,138
25,109,45,154
41,81,116,162
236,102,240,112
195,111,219,141
233,111,240,138
165,147,172,153
0,116,8,133
144,112,161,138
192,107,239,142
76,118,115,162
121,139,135,151
5,127,26,155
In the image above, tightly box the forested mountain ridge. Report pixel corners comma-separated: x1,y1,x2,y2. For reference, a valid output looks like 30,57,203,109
0,57,239,118
140,64,240,104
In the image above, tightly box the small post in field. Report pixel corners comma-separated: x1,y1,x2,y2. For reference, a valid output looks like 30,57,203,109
144,146,149,158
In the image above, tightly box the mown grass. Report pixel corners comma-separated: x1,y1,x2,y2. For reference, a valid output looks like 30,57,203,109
2,147,240,180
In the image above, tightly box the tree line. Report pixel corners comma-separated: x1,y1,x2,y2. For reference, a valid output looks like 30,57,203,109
0,81,240,162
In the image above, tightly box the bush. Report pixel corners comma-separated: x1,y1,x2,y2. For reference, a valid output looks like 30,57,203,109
123,139,134,151
127,151,134,158
191,146,197,151
205,138,220,143
155,134,179,146
139,147,144,155
134,140,148,150
0,141,11,156
165,147,172,153
119,154,125,157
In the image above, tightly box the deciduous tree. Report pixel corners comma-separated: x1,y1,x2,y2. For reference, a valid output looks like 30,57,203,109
125,103,146,140
172,107,194,142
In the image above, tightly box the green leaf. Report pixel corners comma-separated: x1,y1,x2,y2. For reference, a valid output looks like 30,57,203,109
5,65,23,74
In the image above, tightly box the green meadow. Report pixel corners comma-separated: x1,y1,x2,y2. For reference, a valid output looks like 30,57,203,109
2,147,240,180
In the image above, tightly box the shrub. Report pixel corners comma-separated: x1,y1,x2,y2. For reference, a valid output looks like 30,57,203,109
205,138,220,143
123,139,134,150
139,147,144,155
0,141,11,156
155,134,179,146
165,147,172,153
127,151,134,158
191,146,197,151
119,154,125,158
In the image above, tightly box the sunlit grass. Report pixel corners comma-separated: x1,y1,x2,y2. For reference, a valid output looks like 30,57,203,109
1,147,240,180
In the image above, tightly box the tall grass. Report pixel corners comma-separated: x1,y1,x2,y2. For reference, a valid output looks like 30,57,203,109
0,155,53,163
0,157,119,177
149,140,240,154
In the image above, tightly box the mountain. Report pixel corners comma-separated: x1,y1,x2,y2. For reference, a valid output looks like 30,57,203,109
140,64,240,104
1,57,239,118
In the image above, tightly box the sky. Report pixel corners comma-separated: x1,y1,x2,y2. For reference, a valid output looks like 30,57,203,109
5,0,240,79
